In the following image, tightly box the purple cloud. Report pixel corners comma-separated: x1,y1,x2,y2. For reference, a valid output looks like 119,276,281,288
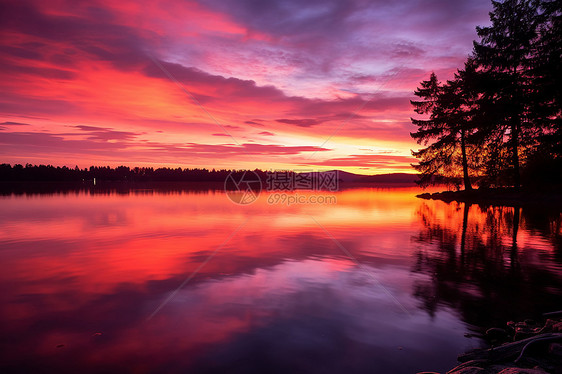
276,119,323,128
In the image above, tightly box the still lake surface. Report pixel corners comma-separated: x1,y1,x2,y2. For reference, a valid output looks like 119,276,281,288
0,186,561,373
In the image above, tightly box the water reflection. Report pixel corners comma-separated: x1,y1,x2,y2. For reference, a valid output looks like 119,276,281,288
412,201,562,329
0,188,560,373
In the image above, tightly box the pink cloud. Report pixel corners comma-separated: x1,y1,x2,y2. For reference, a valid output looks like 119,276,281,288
0,0,492,173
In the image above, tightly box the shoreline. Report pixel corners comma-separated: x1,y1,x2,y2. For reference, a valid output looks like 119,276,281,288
424,314,562,374
417,187,562,207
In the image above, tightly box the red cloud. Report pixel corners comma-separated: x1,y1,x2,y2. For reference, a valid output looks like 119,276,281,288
0,0,489,172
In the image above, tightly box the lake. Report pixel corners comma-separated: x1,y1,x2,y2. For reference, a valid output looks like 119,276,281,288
1,186,561,373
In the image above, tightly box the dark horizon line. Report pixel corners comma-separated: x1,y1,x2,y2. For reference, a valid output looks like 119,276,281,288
0,163,419,185
0,162,416,176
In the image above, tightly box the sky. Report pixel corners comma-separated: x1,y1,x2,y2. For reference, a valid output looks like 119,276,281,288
0,0,492,174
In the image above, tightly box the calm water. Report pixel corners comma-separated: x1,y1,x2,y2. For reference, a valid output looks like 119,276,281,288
0,187,561,373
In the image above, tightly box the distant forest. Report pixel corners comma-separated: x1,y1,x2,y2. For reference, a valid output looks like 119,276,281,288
411,0,561,190
0,163,268,183
0,164,420,188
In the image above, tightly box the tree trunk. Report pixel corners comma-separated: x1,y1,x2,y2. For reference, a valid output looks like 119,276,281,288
511,62,521,190
511,118,521,189
460,129,472,190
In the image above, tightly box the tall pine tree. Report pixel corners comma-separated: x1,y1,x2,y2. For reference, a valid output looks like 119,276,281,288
473,0,540,188
410,68,476,190
533,0,562,157
410,73,446,187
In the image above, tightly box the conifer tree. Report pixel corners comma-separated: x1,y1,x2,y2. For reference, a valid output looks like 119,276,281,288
473,0,540,188
410,65,479,190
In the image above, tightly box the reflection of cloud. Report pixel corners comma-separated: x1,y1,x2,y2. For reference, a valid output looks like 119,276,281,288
6,188,512,372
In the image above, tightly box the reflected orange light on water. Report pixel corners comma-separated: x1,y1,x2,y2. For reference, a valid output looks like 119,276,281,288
0,187,560,373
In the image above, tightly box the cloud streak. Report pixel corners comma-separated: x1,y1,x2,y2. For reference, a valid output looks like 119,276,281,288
0,0,492,173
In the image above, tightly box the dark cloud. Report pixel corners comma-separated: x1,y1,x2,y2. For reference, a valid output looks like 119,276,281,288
276,118,323,128
202,0,491,40
148,142,331,156
1,122,30,126
303,154,416,168
0,131,126,154
143,58,409,134
244,120,264,126
0,0,152,79
204,0,358,38
144,60,286,101
293,93,411,120
0,45,42,60
198,0,491,76
390,42,426,59
73,125,140,141
0,128,330,161
258,131,275,136
0,58,76,80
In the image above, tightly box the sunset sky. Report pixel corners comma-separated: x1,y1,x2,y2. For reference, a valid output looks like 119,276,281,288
0,0,492,174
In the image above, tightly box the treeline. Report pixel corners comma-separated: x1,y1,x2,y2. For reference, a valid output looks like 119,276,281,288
0,163,269,183
411,0,561,190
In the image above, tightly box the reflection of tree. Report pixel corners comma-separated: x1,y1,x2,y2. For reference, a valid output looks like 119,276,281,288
412,201,562,330
520,207,562,262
